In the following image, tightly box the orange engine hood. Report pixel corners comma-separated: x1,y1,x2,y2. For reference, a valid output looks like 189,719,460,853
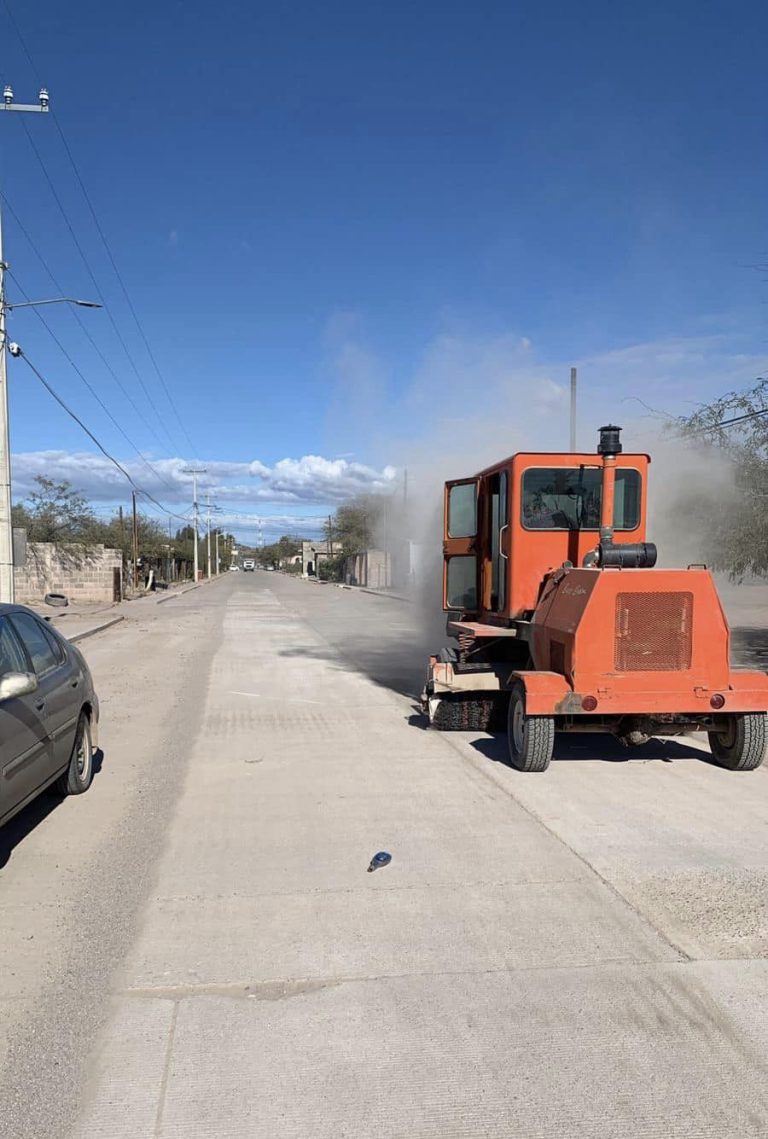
531,567,731,697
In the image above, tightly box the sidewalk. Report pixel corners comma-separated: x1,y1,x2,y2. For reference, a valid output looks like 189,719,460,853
300,574,413,603
26,577,213,643
29,599,126,644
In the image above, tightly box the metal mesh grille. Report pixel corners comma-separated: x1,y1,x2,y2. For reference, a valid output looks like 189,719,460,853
615,592,693,671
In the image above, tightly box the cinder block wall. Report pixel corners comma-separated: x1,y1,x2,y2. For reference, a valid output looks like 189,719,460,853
14,543,122,604
346,549,391,589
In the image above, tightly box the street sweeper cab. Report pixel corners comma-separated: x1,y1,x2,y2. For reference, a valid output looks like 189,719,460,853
424,425,768,772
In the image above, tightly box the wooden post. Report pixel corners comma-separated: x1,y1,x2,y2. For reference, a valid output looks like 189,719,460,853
118,505,126,596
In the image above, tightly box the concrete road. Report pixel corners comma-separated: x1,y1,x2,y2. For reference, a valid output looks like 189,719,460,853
1,572,767,1139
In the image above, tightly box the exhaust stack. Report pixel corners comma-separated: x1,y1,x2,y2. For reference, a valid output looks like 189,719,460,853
597,424,622,545
596,424,657,568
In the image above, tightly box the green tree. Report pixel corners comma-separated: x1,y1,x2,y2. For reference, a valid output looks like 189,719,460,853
100,511,168,561
327,496,382,556
317,553,345,581
14,476,98,544
259,542,280,568
171,525,200,576
258,535,302,569
674,375,768,579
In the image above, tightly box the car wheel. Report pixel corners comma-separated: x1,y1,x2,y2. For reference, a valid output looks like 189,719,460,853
56,713,94,796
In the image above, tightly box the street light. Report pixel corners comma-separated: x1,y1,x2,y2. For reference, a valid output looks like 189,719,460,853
0,83,54,603
5,298,102,311
0,291,101,602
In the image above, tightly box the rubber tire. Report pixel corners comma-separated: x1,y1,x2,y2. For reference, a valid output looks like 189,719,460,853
507,683,554,772
44,592,69,608
708,713,767,771
56,713,94,795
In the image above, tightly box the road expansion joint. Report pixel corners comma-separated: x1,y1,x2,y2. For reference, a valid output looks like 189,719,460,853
147,877,585,904
119,958,686,1003
152,1000,178,1139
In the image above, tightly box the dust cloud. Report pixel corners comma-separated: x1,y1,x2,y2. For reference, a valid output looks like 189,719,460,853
325,326,752,662
646,436,736,569
369,360,571,651
376,420,750,662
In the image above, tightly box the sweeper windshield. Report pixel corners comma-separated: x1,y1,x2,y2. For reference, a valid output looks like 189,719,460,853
521,466,641,531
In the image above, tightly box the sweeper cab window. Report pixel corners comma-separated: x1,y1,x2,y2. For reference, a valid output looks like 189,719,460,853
521,467,641,531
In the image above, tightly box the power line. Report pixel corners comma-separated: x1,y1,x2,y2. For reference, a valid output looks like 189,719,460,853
680,405,768,437
14,114,178,453
2,0,198,457
50,126,199,458
0,189,172,452
7,268,179,495
14,348,193,524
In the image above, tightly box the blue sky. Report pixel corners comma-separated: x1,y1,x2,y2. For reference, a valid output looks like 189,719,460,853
1,0,766,539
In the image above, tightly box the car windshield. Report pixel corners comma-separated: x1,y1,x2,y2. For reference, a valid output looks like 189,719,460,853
521,467,641,530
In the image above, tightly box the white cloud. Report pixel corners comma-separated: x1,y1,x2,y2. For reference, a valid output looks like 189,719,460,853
13,321,764,546
10,450,396,517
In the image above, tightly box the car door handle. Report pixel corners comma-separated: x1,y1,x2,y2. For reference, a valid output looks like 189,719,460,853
71,678,79,688
35,700,45,712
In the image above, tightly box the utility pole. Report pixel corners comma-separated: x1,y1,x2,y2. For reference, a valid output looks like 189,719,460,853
215,529,220,575
182,467,206,582
0,85,50,603
131,491,139,593
206,492,212,580
118,505,126,593
570,366,577,451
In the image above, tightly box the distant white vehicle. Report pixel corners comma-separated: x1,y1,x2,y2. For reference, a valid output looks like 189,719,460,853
243,559,256,572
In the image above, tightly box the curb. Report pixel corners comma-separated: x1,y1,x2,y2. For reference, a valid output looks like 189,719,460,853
303,579,413,603
68,615,125,644
156,583,200,604
357,588,413,603
156,573,227,604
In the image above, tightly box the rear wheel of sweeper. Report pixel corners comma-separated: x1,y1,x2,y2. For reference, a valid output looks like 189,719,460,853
707,713,767,771
507,683,554,772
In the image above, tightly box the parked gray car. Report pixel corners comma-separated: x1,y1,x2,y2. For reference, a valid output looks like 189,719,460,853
0,604,99,829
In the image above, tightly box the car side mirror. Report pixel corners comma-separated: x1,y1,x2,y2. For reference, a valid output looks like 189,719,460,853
0,672,38,701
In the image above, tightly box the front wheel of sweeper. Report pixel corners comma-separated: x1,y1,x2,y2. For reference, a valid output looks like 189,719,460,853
507,683,554,772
